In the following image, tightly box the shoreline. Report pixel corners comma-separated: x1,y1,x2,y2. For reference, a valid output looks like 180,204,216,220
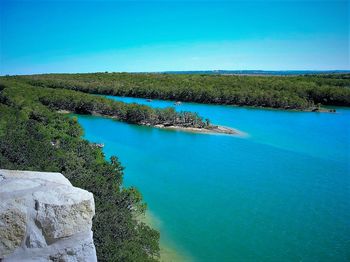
153,124,246,136
105,95,339,113
136,211,193,262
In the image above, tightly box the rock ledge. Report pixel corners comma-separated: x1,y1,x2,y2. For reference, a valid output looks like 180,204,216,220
0,169,97,262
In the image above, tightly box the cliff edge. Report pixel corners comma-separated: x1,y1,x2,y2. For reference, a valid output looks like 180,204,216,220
0,169,97,262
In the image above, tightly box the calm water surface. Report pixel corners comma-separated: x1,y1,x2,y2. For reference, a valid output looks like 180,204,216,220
75,97,350,261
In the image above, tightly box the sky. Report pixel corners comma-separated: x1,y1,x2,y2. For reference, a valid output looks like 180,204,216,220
0,0,349,75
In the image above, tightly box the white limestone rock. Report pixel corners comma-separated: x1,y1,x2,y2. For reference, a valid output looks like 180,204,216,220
0,169,72,186
25,221,47,248
0,203,27,257
0,169,97,262
34,185,95,241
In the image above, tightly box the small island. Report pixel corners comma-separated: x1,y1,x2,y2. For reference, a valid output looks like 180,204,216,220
60,110,242,136
153,123,242,135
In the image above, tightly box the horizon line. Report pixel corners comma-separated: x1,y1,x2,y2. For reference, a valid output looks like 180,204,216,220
2,69,350,77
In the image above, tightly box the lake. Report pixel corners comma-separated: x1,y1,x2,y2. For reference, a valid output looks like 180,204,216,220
75,96,350,261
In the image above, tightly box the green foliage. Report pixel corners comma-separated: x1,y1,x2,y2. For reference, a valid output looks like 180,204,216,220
0,80,160,261
0,79,208,128
14,72,350,109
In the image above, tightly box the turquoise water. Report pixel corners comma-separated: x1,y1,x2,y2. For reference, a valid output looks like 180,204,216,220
75,97,350,261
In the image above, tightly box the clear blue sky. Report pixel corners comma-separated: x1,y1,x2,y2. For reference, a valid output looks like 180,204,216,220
0,0,349,74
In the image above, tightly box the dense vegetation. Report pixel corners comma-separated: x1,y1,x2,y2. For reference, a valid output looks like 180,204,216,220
0,79,161,261
14,73,350,110
1,78,208,128
39,89,209,128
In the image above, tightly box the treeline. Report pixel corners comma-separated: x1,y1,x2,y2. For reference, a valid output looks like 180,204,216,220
39,90,208,128
0,79,160,261
1,79,208,128
13,72,350,109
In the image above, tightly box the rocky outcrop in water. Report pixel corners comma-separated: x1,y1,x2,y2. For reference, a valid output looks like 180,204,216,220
0,169,97,262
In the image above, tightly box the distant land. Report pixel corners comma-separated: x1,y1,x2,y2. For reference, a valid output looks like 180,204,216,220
160,70,350,76
8,72,350,111
4,70,350,77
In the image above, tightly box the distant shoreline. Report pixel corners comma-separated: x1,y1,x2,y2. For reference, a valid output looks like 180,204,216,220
161,70,350,76
5,70,350,77
104,94,339,113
